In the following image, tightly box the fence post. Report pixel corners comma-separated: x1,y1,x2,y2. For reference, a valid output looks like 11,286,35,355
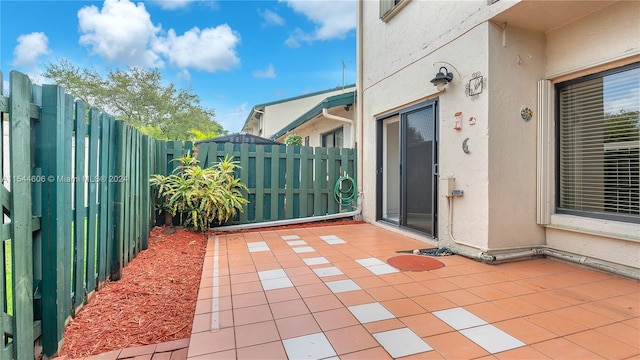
37,83,70,357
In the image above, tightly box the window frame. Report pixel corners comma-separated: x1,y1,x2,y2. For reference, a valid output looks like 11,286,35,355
322,126,344,148
380,0,411,22
554,61,640,224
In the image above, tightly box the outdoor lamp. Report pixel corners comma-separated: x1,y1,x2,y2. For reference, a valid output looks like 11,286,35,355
431,66,454,91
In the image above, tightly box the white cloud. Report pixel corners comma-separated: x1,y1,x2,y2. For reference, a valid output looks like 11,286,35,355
152,0,195,10
12,32,51,67
154,25,240,72
259,9,285,26
252,63,276,79
2,80,9,95
281,0,356,47
77,0,239,73
78,0,162,68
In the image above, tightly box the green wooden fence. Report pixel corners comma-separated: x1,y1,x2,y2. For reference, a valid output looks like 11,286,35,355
196,141,357,224
0,70,159,359
0,69,358,359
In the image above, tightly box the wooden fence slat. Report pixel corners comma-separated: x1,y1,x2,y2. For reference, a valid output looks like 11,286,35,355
72,100,87,312
108,119,122,280
255,146,265,222
9,70,35,360
86,108,100,292
239,144,249,224
299,146,311,217
38,84,70,357
327,147,340,215
97,113,110,284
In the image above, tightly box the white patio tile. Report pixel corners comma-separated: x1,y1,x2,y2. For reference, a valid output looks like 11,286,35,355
324,238,346,245
303,257,330,266
281,235,300,240
286,240,307,246
258,269,288,281
325,279,361,293
293,246,315,253
348,302,395,324
433,307,488,330
247,241,268,248
367,264,399,275
356,258,385,267
283,333,337,360
373,328,433,358
248,245,270,253
313,266,344,278
460,324,525,354
261,277,294,291
319,235,346,244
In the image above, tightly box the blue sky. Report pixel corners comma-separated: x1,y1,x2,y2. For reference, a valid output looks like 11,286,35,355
0,0,356,133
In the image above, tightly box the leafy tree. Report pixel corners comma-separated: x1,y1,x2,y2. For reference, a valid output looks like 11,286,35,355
43,59,226,141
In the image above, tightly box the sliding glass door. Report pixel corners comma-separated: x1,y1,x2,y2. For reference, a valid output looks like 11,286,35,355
377,100,438,237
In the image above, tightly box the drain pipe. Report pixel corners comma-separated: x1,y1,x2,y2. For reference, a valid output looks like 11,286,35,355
322,108,355,147
445,193,639,280
479,247,639,281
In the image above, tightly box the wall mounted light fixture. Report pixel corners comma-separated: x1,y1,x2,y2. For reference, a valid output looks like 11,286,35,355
431,66,454,91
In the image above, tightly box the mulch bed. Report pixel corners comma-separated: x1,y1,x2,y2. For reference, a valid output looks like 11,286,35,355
58,218,362,358
58,227,207,358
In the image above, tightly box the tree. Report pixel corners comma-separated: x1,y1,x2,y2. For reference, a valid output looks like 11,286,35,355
43,59,226,141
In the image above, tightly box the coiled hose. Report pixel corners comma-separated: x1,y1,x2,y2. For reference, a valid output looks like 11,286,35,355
334,172,357,207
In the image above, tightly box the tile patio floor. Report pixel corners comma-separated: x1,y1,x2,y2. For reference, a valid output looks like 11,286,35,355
66,223,640,359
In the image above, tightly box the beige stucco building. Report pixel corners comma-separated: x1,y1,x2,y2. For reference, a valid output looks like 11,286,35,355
242,85,356,148
356,0,639,277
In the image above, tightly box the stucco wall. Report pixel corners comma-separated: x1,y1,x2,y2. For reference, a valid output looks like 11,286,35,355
486,25,547,250
545,1,640,78
359,0,638,270
360,0,501,251
542,1,640,269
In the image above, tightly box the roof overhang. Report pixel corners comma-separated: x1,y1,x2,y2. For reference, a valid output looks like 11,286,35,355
490,0,617,33
270,90,356,140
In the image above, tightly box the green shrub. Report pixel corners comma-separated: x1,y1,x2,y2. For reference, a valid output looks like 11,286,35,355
284,133,303,146
150,154,249,232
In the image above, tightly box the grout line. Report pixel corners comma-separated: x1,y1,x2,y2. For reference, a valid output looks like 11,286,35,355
211,235,220,331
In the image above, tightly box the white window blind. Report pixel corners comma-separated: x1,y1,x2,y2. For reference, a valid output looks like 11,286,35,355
557,64,639,222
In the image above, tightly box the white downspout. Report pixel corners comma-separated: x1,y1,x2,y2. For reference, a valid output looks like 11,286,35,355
322,108,355,147
356,0,364,221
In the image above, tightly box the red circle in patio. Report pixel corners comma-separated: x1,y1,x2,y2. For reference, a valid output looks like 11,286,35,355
387,255,445,271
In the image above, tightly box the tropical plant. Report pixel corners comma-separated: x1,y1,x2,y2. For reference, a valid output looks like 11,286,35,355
284,133,303,146
150,154,249,232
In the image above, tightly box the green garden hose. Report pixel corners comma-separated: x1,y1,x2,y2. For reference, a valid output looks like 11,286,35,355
334,172,357,207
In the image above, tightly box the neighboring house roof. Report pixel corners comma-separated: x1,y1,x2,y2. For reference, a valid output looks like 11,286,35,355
195,133,283,145
270,90,357,140
242,84,356,133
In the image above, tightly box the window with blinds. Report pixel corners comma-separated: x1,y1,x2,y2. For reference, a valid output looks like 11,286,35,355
556,63,639,223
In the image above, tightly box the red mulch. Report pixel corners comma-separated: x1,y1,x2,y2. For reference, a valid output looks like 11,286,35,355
387,254,445,271
58,218,362,358
58,227,207,358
